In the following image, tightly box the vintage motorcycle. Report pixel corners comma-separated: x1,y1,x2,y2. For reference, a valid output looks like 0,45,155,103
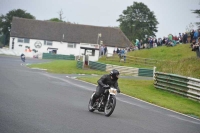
88,87,118,117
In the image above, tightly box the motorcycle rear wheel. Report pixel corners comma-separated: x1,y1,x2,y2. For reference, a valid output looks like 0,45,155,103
104,95,116,117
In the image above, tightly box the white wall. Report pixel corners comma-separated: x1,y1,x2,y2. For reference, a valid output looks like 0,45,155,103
88,50,99,61
106,46,126,56
9,37,100,61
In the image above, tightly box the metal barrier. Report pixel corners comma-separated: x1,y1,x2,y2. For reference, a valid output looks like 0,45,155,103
89,61,106,71
139,68,154,77
42,53,75,60
106,64,139,76
76,61,83,69
76,60,154,77
154,72,200,101
106,54,158,66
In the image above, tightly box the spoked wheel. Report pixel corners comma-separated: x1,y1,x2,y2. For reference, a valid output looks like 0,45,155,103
88,94,95,112
104,96,116,117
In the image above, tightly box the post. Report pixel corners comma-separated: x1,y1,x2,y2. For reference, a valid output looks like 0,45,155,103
153,66,156,80
97,33,101,58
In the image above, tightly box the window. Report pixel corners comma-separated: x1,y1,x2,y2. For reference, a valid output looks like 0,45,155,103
86,50,95,56
18,38,30,43
44,40,52,46
68,43,76,48
24,38,30,43
18,38,23,43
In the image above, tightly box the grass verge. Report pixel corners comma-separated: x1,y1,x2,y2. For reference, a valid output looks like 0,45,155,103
28,60,106,75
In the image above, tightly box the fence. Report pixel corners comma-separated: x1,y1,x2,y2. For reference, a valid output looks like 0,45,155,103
106,54,158,66
154,72,200,101
106,53,158,66
77,61,83,69
89,61,106,71
42,53,75,60
76,61,154,77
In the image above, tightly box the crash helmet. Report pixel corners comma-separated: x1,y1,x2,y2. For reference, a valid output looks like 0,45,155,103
110,69,120,79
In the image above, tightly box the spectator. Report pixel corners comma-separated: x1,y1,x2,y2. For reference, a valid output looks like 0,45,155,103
193,30,199,43
140,40,143,49
183,32,188,44
135,39,139,50
104,45,107,55
191,39,200,57
190,30,195,43
162,37,166,45
150,38,153,48
100,45,104,56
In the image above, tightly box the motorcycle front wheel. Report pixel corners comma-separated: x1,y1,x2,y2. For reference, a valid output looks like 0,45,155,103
104,95,116,117
88,94,95,112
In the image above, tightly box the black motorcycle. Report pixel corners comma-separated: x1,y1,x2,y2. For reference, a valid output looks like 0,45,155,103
21,54,25,62
88,87,117,117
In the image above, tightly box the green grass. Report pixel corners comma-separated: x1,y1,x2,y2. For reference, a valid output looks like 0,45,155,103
77,77,200,118
28,60,106,75
99,56,153,69
128,44,196,60
99,44,200,78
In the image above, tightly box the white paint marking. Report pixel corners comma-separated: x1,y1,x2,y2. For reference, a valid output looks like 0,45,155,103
168,115,200,124
31,68,47,71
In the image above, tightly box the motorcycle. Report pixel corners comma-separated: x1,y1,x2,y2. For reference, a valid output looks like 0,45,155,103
21,54,25,62
88,87,117,117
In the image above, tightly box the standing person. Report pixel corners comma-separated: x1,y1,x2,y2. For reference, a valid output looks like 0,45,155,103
116,47,120,54
135,39,139,50
104,46,107,55
190,30,195,43
100,45,104,56
91,69,120,107
183,32,188,44
150,38,153,48
140,40,143,49
194,30,199,43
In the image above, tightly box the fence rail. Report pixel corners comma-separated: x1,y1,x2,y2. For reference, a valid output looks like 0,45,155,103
106,54,158,66
76,61,154,77
154,72,200,101
42,53,75,60
106,53,178,67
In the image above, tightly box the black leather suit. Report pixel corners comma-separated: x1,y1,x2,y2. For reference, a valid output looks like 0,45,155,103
95,74,120,97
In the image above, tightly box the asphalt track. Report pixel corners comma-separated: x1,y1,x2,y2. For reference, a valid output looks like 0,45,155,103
0,55,200,133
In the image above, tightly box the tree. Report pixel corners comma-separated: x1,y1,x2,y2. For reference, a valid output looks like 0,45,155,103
117,2,159,43
49,18,64,22
0,9,35,45
58,9,65,21
192,9,200,28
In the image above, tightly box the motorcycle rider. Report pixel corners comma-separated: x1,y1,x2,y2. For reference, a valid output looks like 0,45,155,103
91,69,121,107
20,53,25,64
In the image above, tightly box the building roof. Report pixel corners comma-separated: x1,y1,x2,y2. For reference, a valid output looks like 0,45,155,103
10,17,132,48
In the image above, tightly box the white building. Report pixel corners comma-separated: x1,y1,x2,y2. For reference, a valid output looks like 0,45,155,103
9,17,132,61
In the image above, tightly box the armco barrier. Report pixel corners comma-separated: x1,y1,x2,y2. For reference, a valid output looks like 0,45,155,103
76,61,154,77
106,64,139,76
89,61,106,71
138,68,154,77
154,72,200,101
76,61,83,69
42,53,75,60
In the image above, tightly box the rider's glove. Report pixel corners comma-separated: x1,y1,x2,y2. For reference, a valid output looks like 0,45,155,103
117,89,120,93
103,85,110,89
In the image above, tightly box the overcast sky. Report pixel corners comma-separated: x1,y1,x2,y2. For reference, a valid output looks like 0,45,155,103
0,0,200,38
